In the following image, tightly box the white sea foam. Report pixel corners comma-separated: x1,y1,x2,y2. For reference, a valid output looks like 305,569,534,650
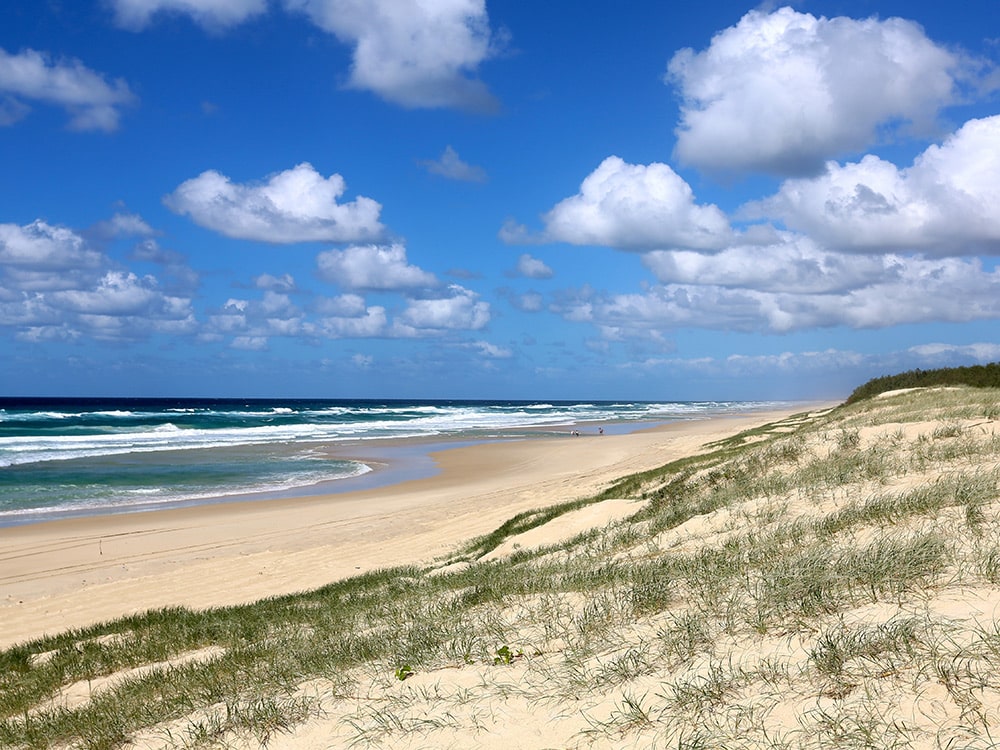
0,400,787,468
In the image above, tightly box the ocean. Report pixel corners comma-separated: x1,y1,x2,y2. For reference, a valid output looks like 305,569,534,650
0,397,780,526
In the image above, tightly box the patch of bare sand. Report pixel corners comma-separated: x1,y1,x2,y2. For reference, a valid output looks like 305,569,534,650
479,497,643,561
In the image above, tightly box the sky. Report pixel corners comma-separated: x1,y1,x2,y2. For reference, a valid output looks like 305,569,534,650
1,0,999,401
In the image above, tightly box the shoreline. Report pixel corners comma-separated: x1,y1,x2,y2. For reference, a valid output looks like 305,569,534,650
0,424,644,529
0,416,715,529
0,404,834,649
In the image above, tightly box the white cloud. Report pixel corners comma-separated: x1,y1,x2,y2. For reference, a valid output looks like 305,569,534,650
556,252,1000,335
283,0,500,111
642,235,900,294
208,307,246,334
1,272,196,340
0,221,104,272
259,290,294,315
204,289,315,345
48,271,179,315
515,253,553,279
109,0,266,30
317,243,437,290
231,335,268,350
747,115,1000,255
420,145,487,182
0,47,135,131
165,162,384,244
0,220,198,341
505,156,731,251
394,285,490,335
16,325,82,343
667,7,972,175
314,293,366,317
320,306,388,338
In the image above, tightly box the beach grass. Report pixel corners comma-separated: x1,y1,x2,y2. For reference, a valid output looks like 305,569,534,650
2,386,1000,748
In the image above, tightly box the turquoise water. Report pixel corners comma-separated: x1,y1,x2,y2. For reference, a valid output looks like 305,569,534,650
0,397,778,524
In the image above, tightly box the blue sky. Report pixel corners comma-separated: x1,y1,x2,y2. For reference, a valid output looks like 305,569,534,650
1,0,999,400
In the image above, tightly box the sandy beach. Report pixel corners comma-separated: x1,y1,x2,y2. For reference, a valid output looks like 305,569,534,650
7,388,1000,749
0,408,817,650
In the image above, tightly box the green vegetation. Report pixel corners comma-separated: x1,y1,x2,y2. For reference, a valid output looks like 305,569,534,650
845,362,1000,403
2,384,1000,748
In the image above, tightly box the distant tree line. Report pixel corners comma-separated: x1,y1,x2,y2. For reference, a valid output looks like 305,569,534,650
845,363,1000,404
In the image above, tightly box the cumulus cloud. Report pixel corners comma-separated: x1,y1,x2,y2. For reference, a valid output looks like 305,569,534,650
419,145,487,182
165,162,384,244
314,293,366,317
0,220,196,340
316,243,437,290
746,115,1000,255
283,0,500,111
393,285,490,335
503,156,732,251
0,47,135,131
319,306,388,338
515,253,553,279
667,7,974,176
1,271,195,341
203,289,313,347
49,271,182,316
0,220,104,273
109,0,266,30
642,235,902,294
556,252,1000,335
